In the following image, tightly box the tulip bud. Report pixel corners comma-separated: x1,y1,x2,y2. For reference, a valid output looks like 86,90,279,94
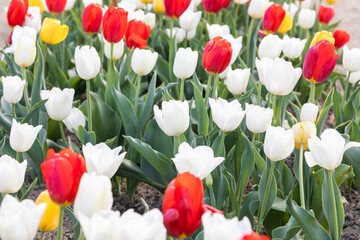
166,27,186,44
245,104,273,134
14,36,36,67
153,100,189,136
153,0,165,13
173,48,198,80
203,37,232,74
343,46,360,73
0,155,27,194
224,68,250,95
278,12,293,34
144,13,156,29
310,31,335,47
164,0,191,18
102,6,128,43
40,18,69,45
333,29,350,49
282,35,306,59
300,103,318,122
206,23,230,39
348,70,360,86
24,7,42,33
131,48,158,76
104,39,124,60
179,10,202,31
292,121,316,150
29,0,45,13
35,190,60,232
262,4,285,34
82,3,103,34
10,26,37,50
2,76,25,104
64,0,76,10
75,45,101,80
259,34,283,60
43,0,67,14
63,108,86,133
7,0,28,28
248,0,270,19
10,119,42,153
125,19,151,49
298,9,316,30
318,4,335,25
264,126,295,161
41,87,75,121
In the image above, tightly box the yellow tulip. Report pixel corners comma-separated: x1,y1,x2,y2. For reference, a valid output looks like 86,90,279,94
35,190,60,232
278,13,293,34
325,0,337,4
292,121,316,150
140,0,153,3
310,31,335,47
153,0,165,13
29,0,45,13
40,18,69,45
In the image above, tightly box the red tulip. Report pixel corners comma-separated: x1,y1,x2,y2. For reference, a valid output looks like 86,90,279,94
41,148,86,206
102,6,128,43
162,172,221,238
303,40,339,83
125,19,151,49
241,233,271,240
7,0,28,28
164,0,191,18
82,3,103,34
333,29,350,49
44,0,66,14
318,4,335,25
202,0,230,13
203,36,232,74
262,4,285,34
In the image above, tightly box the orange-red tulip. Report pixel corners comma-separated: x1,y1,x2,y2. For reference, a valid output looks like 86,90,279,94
125,19,151,49
82,3,103,34
164,0,191,18
262,4,285,34
102,6,128,43
333,29,350,49
242,233,271,240
7,0,28,28
44,0,66,14
318,4,335,25
203,36,232,74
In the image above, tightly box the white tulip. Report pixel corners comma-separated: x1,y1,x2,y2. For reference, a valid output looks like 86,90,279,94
4,25,37,54
118,0,137,12
10,119,42,153
65,0,76,10
74,173,113,218
173,48,198,80
300,103,318,123
75,45,101,80
131,48,158,76
259,34,283,60
0,195,46,240
206,23,230,39
41,87,75,121
225,68,250,95
83,0,102,7
166,27,186,44
283,2,298,18
255,57,272,85
296,0,313,9
209,98,246,132
192,0,202,6
179,10,202,31
2,76,25,104
24,7,41,33
144,12,156,29
14,36,36,67
348,70,360,85
248,0,269,19
223,35,242,65
128,9,145,21
202,212,252,240
305,129,360,170
63,108,86,133
219,66,230,79
282,35,306,59
298,9,316,30
116,209,166,240
0,155,27,194
186,29,197,40
264,126,295,161
245,103,273,134
104,39,124,61
234,0,248,4
172,142,225,180
343,46,360,73
83,142,126,178
153,100,189,136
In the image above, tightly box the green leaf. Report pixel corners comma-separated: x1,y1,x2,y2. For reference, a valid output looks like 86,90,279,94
19,178,38,201
24,138,45,180
343,147,360,189
316,89,334,135
239,191,260,227
31,44,44,124
21,99,47,124
191,81,209,136
139,72,157,130
77,125,96,145
272,217,301,240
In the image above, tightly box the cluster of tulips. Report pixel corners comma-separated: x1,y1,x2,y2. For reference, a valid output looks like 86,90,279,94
1,0,360,239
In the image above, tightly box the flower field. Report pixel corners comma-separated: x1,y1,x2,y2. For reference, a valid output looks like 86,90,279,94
0,0,360,239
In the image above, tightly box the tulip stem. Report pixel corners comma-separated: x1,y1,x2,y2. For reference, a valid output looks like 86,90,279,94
16,152,20,162
218,130,226,156
272,94,278,126
324,169,340,240
86,80,92,132
299,142,306,208
39,231,44,240
205,74,213,106
59,122,68,148
134,75,141,115
21,67,30,110
12,104,16,119
309,82,316,104
180,78,185,101
42,44,48,90
57,206,64,240
343,73,351,106
169,19,174,83
257,83,262,105
212,74,220,99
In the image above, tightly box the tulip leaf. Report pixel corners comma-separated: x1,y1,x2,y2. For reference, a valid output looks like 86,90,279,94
333,87,344,125
272,216,301,240
239,191,260,227
191,81,209,136
31,44,44,126
64,206,81,240
119,50,133,86
21,99,47,125
223,170,239,216
278,161,294,198
343,147,360,189
0,50,19,75
316,89,334,136
24,138,45,181
139,72,157,131
156,54,170,84
77,125,96,145
19,177,38,201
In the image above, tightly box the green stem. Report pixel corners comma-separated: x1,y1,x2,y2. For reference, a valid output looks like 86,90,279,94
246,19,256,70
77,231,85,240
299,142,305,208
272,94,278,126
205,74,213,106
309,82,316,104
16,152,20,162
212,74,219,98
134,75,141,115
343,73,351,106
180,78,185,101
208,185,216,207
59,122,68,148
57,206,64,240
39,231,44,240
89,35,93,47
12,104,16,119
173,135,181,155
169,19,174,82
86,80,92,132
257,82,262,105
252,133,256,144
217,130,226,156
21,67,30,110
42,44,48,90
325,170,339,240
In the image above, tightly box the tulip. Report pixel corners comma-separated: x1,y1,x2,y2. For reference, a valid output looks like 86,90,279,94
206,23,230,39
0,155,27,194
245,104,273,134
143,12,156,29
325,0,337,3
305,129,360,170
318,4,335,25
125,19,151,49
82,3,103,34
166,27,186,44
242,233,271,240
262,4,285,34
40,18,69,44
179,10,202,31
248,0,269,19
41,87,74,121
172,142,224,180
104,39,124,60
224,68,250,95
209,98,246,132
202,212,252,240
203,37,232,74
154,0,165,13
64,0,76,10
83,0,102,7
9,25,37,51
75,45,101,80
14,36,36,67
131,48,158,76
258,34,283,60
333,29,350,49
278,12,293,34
343,46,360,73
202,0,229,13
63,108,86,133
10,119,42,153
173,48,198,80
7,0,28,28
43,0,66,14
292,121,316,150
163,172,220,238
348,70,360,85
35,190,60,232
283,2,298,18
153,100,189,136
282,35,306,59
303,40,339,83
298,9,316,30
164,0,191,18
41,148,86,206
0,195,46,240
24,7,42,33
102,6,128,43
140,0,152,3
2,76,25,104
300,103,318,122
29,0,44,13
223,35,242,65
310,31,335,47
264,126,295,161
83,142,126,178
256,57,302,96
